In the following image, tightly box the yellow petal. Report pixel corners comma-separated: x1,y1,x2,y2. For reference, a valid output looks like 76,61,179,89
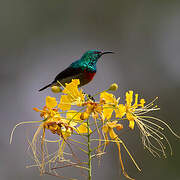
63,79,80,95
133,94,138,108
102,124,109,134
115,104,126,118
140,99,145,107
126,90,133,107
103,106,114,120
107,121,117,129
33,107,41,112
58,95,71,111
61,79,85,105
80,112,90,120
100,92,115,104
129,120,135,130
46,96,57,109
66,110,82,122
77,123,92,134
126,112,135,121
109,129,118,140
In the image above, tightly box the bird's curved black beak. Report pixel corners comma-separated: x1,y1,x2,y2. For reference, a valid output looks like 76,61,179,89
101,51,114,56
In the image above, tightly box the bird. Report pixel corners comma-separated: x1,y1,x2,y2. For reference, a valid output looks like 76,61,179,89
39,50,114,91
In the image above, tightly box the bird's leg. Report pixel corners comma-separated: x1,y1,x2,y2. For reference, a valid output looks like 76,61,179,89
87,94,95,102
83,92,95,102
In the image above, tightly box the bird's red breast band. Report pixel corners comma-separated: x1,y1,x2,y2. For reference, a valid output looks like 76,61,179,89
84,71,96,82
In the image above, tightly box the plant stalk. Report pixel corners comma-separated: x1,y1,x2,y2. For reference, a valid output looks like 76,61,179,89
87,118,92,180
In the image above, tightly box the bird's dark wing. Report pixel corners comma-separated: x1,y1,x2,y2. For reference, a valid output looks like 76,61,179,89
54,66,83,82
52,66,86,87
39,66,84,91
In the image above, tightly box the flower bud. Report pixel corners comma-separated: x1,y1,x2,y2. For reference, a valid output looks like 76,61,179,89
109,83,118,91
51,86,62,93
116,124,123,131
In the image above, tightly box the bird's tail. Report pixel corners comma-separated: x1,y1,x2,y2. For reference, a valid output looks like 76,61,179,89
39,83,52,92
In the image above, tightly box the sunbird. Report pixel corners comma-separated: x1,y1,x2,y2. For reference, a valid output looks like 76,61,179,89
39,50,114,91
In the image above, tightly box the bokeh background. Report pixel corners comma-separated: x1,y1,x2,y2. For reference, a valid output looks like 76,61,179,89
1,0,180,180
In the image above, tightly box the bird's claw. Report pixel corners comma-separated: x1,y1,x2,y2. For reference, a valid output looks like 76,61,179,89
83,92,95,102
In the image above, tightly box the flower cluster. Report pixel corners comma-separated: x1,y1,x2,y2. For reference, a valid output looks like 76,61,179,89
10,79,180,180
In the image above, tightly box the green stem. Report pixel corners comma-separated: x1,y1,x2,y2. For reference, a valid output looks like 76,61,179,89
87,118,92,180
92,89,109,97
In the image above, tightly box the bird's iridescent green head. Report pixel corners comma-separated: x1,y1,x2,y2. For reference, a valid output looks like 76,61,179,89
81,50,114,65
71,50,114,72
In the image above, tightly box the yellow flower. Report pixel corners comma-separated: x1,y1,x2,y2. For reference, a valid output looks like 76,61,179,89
11,80,180,179
100,92,125,120
79,100,104,153
44,109,84,138
100,92,118,119
126,91,145,108
33,96,84,139
124,91,145,130
102,121,123,143
46,96,58,108
33,96,74,138
31,104,85,174
80,100,104,120
124,91,180,157
58,79,85,111
102,121,135,180
33,96,58,119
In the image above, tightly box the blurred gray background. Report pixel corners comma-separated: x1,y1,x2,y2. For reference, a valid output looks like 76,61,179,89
1,0,180,180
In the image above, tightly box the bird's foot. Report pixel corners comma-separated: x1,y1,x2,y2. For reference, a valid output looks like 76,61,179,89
83,92,95,102
87,94,95,102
